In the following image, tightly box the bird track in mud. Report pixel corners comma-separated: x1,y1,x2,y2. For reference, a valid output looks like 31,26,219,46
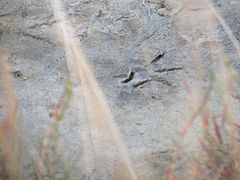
113,52,184,89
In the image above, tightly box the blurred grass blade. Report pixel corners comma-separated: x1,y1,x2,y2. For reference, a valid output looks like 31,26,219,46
0,52,21,180
50,0,137,179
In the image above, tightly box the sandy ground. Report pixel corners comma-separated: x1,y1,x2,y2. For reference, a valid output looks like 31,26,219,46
0,0,240,179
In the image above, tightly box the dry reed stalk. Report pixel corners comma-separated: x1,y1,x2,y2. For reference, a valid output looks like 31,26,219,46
50,0,137,179
163,0,240,178
207,7,240,152
209,5,240,57
171,0,236,142
38,79,72,180
168,0,214,138
0,52,21,180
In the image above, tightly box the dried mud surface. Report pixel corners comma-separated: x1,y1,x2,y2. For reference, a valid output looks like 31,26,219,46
0,0,240,179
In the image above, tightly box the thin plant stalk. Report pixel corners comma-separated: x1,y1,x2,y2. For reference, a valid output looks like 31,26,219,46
0,52,21,180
